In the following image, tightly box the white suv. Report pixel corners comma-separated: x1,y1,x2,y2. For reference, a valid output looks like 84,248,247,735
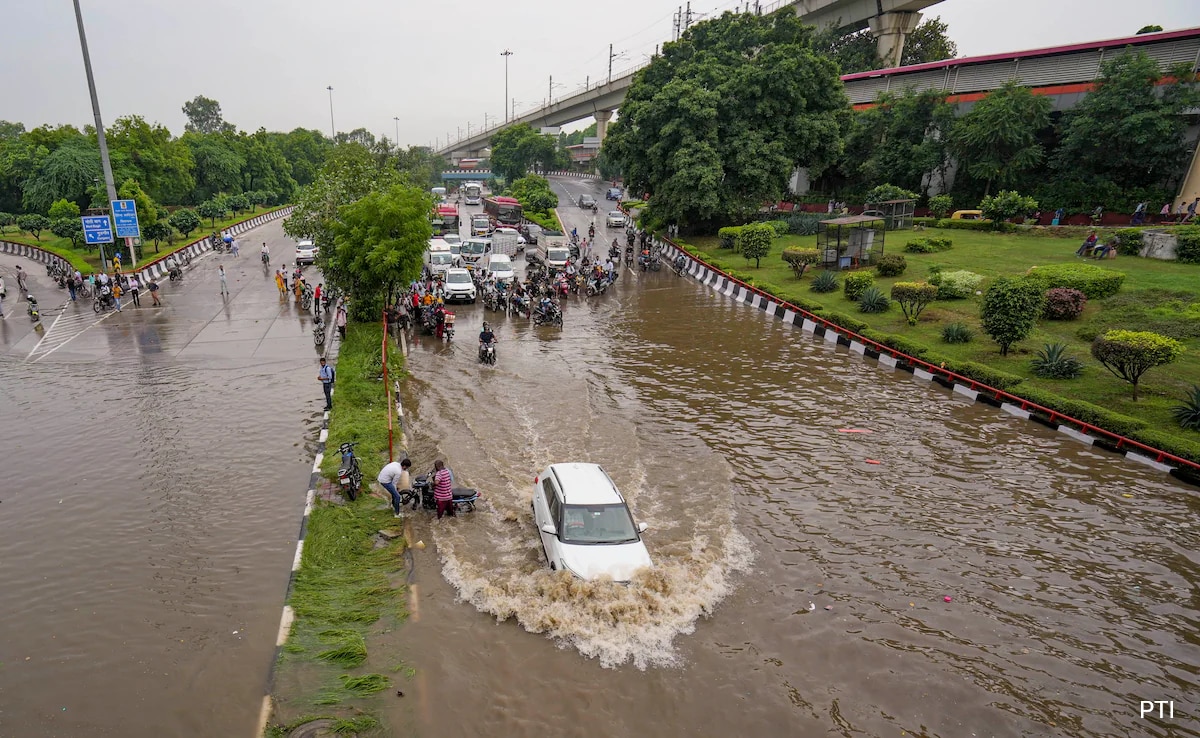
442,267,477,303
532,463,651,582
295,239,318,265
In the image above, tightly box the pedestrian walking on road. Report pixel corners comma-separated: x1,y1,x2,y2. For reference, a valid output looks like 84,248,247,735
219,265,229,297
432,460,455,519
112,253,122,272
318,357,335,410
127,274,141,307
111,280,123,312
148,278,161,306
335,302,347,339
67,274,77,302
0,275,6,317
15,265,27,295
275,269,286,296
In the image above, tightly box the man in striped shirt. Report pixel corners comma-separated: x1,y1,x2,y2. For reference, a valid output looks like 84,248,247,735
432,460,455,519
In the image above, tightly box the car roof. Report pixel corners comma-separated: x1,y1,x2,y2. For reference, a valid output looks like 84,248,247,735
547,463,623,505
297,239,315,247
446,267,469,275
608,211,623,216
489,253,512,261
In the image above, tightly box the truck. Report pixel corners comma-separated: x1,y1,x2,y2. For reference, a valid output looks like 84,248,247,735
463,181,483,206
490,230,519,258
459,237,491,269
471,214,492,237
528,233,571,275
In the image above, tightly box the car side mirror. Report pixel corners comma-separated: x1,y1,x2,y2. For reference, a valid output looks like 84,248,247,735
638,522,649,533
541,523,558,536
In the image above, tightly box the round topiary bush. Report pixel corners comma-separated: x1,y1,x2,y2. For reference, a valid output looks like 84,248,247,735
1043,287,1088,320
875,253,907,277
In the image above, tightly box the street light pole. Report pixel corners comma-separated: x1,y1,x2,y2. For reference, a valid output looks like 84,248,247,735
500,49,513,123
71,0,114,268
326,86,335,139
393,116,399,144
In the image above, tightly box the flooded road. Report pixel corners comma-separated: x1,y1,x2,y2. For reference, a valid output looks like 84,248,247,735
0,221,324,737
391,180,1199,737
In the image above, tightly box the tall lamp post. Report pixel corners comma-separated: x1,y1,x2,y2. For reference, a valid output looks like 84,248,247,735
71,0,117,268
326,86,335,139
393,116,400,144
500,49,513,123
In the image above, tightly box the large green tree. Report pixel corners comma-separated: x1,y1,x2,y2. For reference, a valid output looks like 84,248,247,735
181,131,245,202
606,10,847,227
107,115,195,204
951,80,1051,196
1054,50,1200,194
855,88,956,197
284,143,397,249
490,123,560,182
182,95,234,134
815,16,957,74
22,139,101,213
325,183,431,319
507,174,558,213
271,128,332,186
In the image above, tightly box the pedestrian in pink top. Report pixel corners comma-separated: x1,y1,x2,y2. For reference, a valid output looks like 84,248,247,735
432,460,455,519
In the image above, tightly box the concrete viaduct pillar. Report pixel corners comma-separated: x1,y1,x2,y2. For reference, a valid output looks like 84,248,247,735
869,11,922,69
594,110,614,145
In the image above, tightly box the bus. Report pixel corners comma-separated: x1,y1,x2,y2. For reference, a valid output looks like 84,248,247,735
432,204,459,235
483,196,523,225
463,181,483,205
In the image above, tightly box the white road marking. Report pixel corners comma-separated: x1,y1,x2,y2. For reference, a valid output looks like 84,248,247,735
26,304,118,362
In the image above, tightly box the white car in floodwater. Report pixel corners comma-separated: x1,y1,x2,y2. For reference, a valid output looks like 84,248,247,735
532,463,651,582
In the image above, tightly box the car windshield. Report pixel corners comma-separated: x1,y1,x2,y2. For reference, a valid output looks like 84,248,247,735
608,212,623,218
463,241,487,254
431,254,452,264
548,249,569,261
490,259,511,269
447,272,470,283
559,504,639,544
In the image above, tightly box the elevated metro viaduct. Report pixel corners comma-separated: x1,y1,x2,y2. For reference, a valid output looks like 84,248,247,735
444,26,1200,205
439,0,942,161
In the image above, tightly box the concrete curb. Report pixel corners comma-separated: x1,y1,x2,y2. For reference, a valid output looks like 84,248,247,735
256,330,339,737
656,239,1200,487
0,239,73,274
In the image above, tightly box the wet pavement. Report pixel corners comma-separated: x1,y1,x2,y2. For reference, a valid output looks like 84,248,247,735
0,220,329,737
385,178,1200,737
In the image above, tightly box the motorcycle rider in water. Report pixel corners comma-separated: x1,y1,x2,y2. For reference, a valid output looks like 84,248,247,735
479,321,496,360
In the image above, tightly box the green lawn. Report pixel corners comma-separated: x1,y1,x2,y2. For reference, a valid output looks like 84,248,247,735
0,206,288,272
677,226,1200,464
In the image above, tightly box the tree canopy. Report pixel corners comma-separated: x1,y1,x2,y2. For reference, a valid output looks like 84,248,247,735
183,95,235,134
605,10,847,227
951,80,1051,196
490,123,562,182
816,16,958,74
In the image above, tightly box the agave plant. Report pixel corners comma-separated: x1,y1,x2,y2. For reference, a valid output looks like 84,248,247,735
1030,342,1084,379
857,286,890,313
942,322,973,344
1171,385,1200,431
810,270,838,293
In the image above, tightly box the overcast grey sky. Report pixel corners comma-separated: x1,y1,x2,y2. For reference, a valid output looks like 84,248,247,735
2,0,1198,147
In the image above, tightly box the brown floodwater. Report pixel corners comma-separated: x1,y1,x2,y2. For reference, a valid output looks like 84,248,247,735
2,200,1197,738
386,187,1200,737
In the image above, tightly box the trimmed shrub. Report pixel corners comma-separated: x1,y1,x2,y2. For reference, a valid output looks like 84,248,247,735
858,286,890,313
860,328,930,358
781,248,819,279
1024,263,1126,299
1091,330,1185,400
865,183,918,203
935,218,995,231
1043,288,1087,320
820,311,870,333
810,270,838,293
1031,343,1085,379
979,189,1038,227
765,219,790,237
935,270,984,299
843,272,875,301
1176,226,1200,264
891,281,938,325
1169,385,1200,431
875,253,907,277
739,223,773,267
717,226,742,251
980,277,1046,355
1113,228,1144,257
928,194,953,219
940,359,1025,389
1128,428,1200,466
1011,386,1148,437
942,321,973,344
904,237,952,254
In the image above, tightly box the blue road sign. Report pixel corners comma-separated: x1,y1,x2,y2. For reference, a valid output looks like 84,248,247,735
82,215,114,244
112,199,140,238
